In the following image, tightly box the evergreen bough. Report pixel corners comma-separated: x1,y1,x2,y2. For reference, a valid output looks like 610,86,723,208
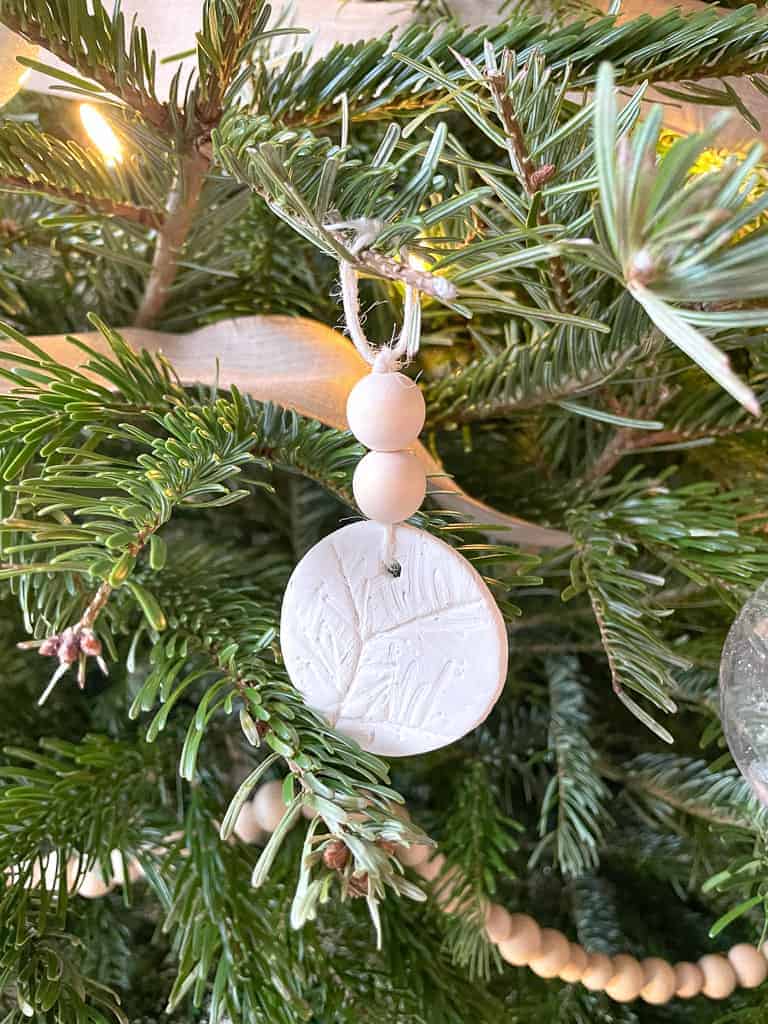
1,1,768,1021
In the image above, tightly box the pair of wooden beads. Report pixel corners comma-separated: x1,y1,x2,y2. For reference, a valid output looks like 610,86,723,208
394,843,768,1006
347,365,427,524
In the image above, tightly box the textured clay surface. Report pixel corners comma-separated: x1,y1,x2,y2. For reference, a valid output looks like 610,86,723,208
280,521,508,755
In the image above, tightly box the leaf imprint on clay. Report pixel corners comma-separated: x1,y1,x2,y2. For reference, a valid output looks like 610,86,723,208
280,521,509,756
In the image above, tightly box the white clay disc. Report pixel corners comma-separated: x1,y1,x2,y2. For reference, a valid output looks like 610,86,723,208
280,521,508,756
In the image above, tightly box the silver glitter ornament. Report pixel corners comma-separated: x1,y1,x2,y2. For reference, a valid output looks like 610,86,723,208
720,581,768,806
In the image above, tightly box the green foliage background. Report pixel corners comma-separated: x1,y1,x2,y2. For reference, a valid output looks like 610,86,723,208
2,1,768,1022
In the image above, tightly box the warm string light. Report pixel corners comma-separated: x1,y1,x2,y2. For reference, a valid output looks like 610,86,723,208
79,103,123,167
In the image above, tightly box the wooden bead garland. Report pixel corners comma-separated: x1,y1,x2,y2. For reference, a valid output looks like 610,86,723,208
418,852,446,883
251,778,288,833
17,776,768,1008
397,842,431,868
485,904,513,944
233,799,267,844
497,914,542,966
390,838,768,1006
581,952,615,991
77,864,112,900
529,928,571,978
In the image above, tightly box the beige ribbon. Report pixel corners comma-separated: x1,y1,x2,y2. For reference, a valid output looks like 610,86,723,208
0,317,571,548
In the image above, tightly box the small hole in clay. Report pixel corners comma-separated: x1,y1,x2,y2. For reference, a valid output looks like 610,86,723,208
386,560,402,578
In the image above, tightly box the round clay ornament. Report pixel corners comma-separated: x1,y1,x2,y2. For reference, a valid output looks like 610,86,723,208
280,521,508,756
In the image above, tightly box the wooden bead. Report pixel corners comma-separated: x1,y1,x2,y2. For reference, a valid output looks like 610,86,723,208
251,779,288,833
581,952,615,991
29,854,58,891
78,866,111,899
528,928,571,979
559,943,588,983
605,955,645,1003
25,852,80,892
346,370,425,451
497,915,542,966
698,954,737,1000
485,904,513,944
640,957,677,1005
352,450,426,524
109,849,143,885
233,801,266,844
434,866,466,913
728,944,768,988
416,852,445,882
674,962,704,999
397,842,431,868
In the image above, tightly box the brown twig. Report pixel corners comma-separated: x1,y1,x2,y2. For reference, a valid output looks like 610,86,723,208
486,65,575,315
0,175,165,229
351,247,457,303
79,580,114,630
133,150,209,327
133,1,261,326
585,421,765,483
584,562,624,698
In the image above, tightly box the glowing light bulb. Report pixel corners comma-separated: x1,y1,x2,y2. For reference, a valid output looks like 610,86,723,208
79,104,122,166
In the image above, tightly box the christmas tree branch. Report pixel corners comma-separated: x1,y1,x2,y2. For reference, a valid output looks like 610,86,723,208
534,657,614,879
586,412,768,481
194,0,270,132
268,9,768,132
0,120,168,229
134,0,272,326
621,754,768,832
425,306,660,427
1,1,274,327
0,2,172,131
0,175,164,228
485,56,573,314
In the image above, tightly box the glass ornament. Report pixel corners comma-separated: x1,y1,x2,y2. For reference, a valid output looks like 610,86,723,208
720,581,768,806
